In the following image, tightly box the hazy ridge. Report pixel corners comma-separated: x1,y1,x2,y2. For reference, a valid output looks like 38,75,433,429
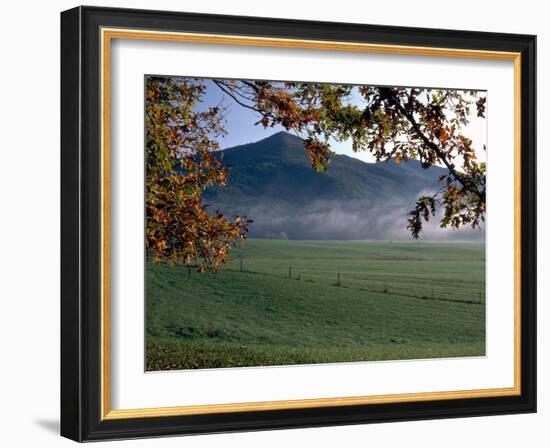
203,132,484,241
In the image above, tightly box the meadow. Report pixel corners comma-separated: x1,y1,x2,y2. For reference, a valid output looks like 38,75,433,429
146,239,486,370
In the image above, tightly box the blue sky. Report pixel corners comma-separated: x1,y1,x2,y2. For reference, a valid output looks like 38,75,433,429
198,79,288,148
197,79,486,165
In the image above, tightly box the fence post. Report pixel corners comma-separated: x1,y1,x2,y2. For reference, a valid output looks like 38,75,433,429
288,265,292,279
240,258,243,273
337,273,341,286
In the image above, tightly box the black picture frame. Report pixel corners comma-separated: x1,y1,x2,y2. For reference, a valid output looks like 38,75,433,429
61,5,536,442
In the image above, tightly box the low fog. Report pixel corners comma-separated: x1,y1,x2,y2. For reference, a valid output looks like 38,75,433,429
218,199,485,242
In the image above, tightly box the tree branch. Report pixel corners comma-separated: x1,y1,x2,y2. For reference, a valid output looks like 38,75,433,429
383,90,484,202
212,81,263,114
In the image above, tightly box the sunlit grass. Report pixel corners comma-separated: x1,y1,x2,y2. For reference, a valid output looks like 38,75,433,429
146,240,485,370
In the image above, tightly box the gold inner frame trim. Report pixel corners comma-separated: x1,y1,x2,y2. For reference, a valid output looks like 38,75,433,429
100,27,522,421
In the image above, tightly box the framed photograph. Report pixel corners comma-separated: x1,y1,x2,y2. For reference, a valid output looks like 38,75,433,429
60,6,536,442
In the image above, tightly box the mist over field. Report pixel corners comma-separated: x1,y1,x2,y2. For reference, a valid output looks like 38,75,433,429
232,202,482,241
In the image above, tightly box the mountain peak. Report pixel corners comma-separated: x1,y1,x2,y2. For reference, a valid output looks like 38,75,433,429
261,131,302,144
269,130,299,138
202,132,478,241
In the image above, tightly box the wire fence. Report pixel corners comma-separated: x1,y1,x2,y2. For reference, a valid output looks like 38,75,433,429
223,258,485,305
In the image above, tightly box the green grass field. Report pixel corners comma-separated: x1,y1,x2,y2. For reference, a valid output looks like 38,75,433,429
146,240,485,370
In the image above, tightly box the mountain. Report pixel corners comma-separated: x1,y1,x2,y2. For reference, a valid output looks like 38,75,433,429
203,132,481,241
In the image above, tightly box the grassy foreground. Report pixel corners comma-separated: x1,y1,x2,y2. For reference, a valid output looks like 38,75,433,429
146,240,485,370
